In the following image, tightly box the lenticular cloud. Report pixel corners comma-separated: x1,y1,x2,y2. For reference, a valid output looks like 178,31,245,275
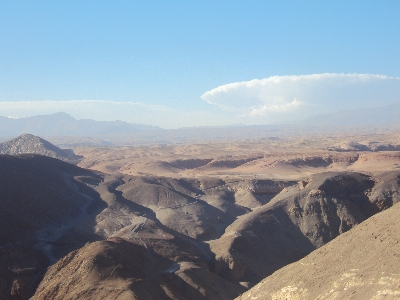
201,73,400,119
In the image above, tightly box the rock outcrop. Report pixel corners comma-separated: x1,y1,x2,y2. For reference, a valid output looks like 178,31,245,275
209,172,400,286
0,134,81,163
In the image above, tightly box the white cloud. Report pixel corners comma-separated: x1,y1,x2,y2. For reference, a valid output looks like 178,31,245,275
247,98,303,117
0,100,234,129
201,73,400,122
2,74,400,128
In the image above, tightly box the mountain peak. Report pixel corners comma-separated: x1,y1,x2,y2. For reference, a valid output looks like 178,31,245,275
0,134,81,162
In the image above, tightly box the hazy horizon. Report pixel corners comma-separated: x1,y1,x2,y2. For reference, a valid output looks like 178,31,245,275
1,98,400,130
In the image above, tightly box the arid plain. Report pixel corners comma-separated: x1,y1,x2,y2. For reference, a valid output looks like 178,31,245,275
73,131,400,179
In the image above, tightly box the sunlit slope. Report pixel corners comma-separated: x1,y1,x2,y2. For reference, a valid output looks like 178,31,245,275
236,202,400,300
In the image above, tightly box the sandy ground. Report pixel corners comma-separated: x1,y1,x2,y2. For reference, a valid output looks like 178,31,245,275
73,132,400,180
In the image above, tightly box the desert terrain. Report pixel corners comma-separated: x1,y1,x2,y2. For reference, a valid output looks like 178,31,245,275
73,131,400,179
1,130,400,299
3,0,399,298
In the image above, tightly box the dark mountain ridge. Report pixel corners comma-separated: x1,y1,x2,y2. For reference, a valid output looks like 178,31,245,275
0,112,161,137
2,103,400,145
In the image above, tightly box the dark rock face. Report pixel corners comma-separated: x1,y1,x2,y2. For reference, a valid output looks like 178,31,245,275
0,155,103,299
210,172,400,286
0,134,81,163
0,246,48,300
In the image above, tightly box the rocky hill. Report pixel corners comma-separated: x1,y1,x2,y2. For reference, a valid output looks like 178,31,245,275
0,154,102,299
1,154,400,299
0,155,251,299
236,201,400,300
0,134,81,163
31,237,245,300
209,171,400,286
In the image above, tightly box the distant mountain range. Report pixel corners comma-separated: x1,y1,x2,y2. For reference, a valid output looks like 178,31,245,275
0,112,161,137
301,101,400,127
0,103,399,143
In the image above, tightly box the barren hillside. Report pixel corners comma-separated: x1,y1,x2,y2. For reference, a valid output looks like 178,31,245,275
236,201,400,299
2,132,400,299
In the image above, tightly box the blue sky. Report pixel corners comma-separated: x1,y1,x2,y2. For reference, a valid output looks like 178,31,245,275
1,1,400,128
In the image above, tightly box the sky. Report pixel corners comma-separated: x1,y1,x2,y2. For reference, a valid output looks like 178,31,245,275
1,1,400,128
